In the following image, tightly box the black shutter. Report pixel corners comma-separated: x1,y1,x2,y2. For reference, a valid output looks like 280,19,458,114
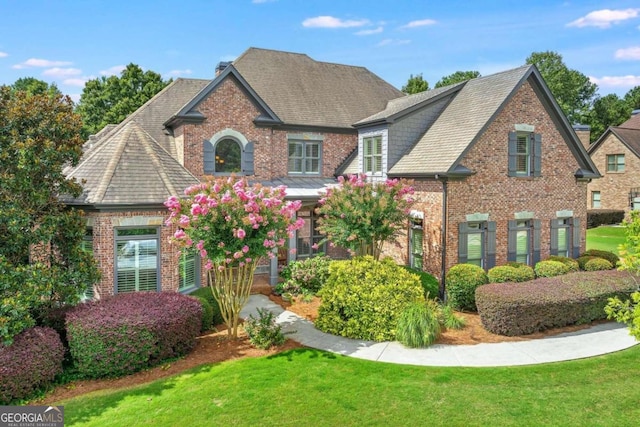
203,140,214,175
458,223,469,263
507,220,517,262
550,219,559,256
242,141,255,175
532,219,541,265
486,221,497,269
572,218,581,258
508,131,517,177
533,133,542,177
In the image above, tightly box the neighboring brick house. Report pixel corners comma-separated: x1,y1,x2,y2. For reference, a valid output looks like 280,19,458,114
587,112,640,214
343,65,600,295
63,47,402,298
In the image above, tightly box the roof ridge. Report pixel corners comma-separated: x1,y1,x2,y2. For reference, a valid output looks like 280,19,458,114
92,122,135,202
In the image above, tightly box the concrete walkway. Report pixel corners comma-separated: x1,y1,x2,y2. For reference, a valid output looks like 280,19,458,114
240,294,639,367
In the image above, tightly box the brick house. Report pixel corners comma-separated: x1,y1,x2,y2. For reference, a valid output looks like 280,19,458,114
586,112,640,214
342,65,600,295
63,47,402,298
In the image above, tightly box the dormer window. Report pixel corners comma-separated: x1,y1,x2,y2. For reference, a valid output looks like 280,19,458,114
363,136,382,174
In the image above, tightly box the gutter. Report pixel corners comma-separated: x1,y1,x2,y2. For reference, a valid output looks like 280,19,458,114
438,176,448,301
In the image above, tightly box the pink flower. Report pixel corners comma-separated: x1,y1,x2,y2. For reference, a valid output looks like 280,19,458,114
205,260,213,270
191,204,203,216
245,258,252,263
178,215,190,227
311,243,319,250
242,245,249,253
196,240,205,250
236,228,246,239
174,229,186,239
234,251,242,259
200,249,207,258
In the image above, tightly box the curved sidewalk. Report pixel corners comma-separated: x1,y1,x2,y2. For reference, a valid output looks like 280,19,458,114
241,294,639,367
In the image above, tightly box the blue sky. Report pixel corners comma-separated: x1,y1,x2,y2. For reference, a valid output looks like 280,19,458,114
0,0,639,102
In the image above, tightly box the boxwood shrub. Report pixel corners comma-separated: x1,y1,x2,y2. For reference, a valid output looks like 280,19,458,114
580,249,619,267
401,266,440,299
546,255,580,272
584,257,613,271
475,270,637,336
316,256,424,341
445,264,488,312
66,292,202,378
577,255,597,270
488,263,535,283
0,327,64,404
534,260,569,278
189,286,223,326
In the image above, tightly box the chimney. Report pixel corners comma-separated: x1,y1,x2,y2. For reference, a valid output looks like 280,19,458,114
215,61,231,76
573,124,591,151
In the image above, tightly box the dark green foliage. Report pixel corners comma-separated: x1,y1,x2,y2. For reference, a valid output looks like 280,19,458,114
401,74,429,94
192,295,213,333
588,93,632,141
66,292,201,378
534,260,569,278
587,210,624,228
243,308,285,350
584,258,613,271
580,249,619,267
190,286,223,326
401,266,440,298
546,256,580,272
316,257,424,341
475,270,637,336
277,255,331,296
577,256,597,270
445,264,488,312
434,70,480,88
0,327,64,404
10,77,62,98
488,264,535,283
396,302,441,348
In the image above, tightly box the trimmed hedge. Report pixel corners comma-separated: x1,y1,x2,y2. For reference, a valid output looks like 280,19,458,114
546,255,580,272
316,257,424,341
401,266,440,299
577,255,597,270
580,249,619,267
189,286,223,326
584,258,613,271
476,270,637,336
587,209,624,228
191,295,214,332
488,264,535,283
66,292,202,378
445,264,488,312
534,260,569,278
0,327,64,404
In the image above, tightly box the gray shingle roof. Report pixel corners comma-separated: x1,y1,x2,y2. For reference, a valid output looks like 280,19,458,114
620,113,640,130
64,121,199,205
389,65,532,175
232,48,403,128
610,127,640,158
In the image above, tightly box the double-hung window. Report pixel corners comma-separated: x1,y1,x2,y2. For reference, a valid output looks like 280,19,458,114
550,217,580,258
409,218,424,270
508,219,541,266
288,140,321,175
606,154,625,172
179,249,200,292
458,221,496,269
115,227,160,293
508,131,541,177
591,191,601,208
363,136,383,174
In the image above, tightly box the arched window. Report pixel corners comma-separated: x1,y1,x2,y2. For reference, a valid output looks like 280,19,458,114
214,139,241,173
203,129,254,176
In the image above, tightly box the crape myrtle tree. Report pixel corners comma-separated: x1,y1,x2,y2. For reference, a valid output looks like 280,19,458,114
0,86,99,344
315,174,416,260
165,176,305,338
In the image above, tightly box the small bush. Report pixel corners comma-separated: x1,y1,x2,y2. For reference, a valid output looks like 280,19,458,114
577,255,597,270
584,257,613,271
546,255,580,272
438,304,466,330
243,308,285,349
192,295,214,333
0,327,64,404
476,270,637,335
401,266,440,299
587,210,624,228
445,264,488,312
277,255,332,296
488,264,535,283
190,286,223,326
67,292,202,378
316,256,424,342
534,260,569,278
580,249,619,267
396,302,441,348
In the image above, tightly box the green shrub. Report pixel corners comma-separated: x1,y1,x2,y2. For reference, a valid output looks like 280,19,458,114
190,286,223,326
316,256,424,342
475,270,637,335
587,209,624,228
437,304,466,330
243,308,285,350
546,255,580,272
396,301,441,348
534,260,569,278
401,266,440,299
445,264,488,312
577,255,597,270
192,295,214,333
277,255,332,296
488,264,535,283
584,257,613,271
606,291,640,340
580,249,619,267
0,327,64,404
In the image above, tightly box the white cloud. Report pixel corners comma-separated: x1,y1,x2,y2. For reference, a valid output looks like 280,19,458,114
589,74,640,87
42,67,82,77
0,51,7,58
167,69,192,77
12,58,72,69
355,26,383,36
100,65,126,76
63,78,89,87
377,39,411,47
567,8,640,28
69,93,81,103
615,46,640,60
302,16,369,28
400,19,437,29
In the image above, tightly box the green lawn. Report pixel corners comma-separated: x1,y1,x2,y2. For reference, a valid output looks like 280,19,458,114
586,226,626,254
60,346,640,427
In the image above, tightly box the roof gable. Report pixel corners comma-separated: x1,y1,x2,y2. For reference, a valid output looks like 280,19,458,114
589,114,640,158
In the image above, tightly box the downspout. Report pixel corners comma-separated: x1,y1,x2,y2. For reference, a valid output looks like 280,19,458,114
439,177,448,301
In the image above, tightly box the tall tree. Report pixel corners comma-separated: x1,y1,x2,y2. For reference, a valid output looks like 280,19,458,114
76,63,171,137
402,74,429,94
588,94,633,142
11,77,62,98
624,86,640,111
435,70,481,88
0,86,99,342
526,51,598,125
